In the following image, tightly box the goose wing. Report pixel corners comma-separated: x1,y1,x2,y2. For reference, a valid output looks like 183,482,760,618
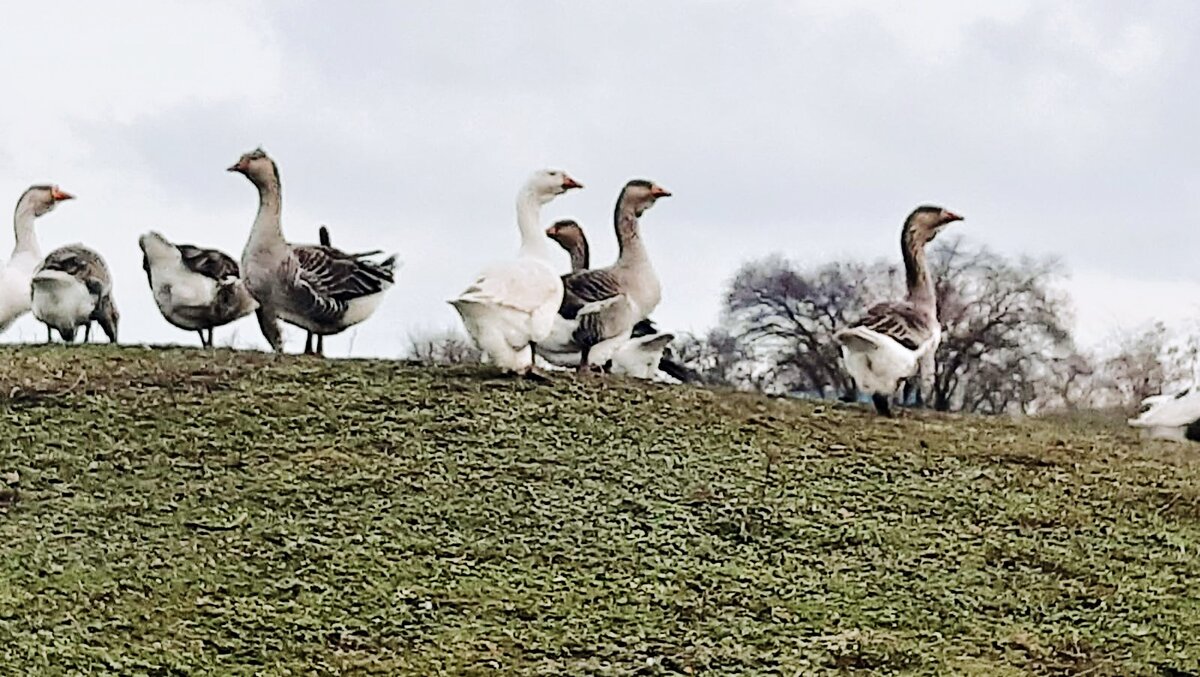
559,268,622,319
38,245,112,296
287,245,394,324
178,245,240,281
852,301,935,351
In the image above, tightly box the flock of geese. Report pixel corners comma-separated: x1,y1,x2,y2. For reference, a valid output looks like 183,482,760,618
2,147,1198,433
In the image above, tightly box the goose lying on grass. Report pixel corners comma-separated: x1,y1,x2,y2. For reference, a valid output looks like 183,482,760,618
1129,388,1200,442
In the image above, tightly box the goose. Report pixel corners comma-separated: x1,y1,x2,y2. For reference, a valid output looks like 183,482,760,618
0,185,74,335
31,244,119,343
449,169,583,377
298,225,387,356
139,231,258,348
1128,388,1200,442
834,206,963,416
229,148,397,355
543,219,691,383
537,180,670,373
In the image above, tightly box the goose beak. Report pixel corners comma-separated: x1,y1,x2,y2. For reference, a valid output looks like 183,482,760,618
50,188,74,201
545,225,558,237
943,211,964,223
227,160,247,173
650,185,672,198
561,175,583,191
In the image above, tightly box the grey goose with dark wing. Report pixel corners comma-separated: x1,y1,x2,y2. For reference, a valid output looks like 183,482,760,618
229,148,398,355
834,205,963,416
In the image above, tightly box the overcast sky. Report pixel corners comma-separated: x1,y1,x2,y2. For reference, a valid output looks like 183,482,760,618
3,1,1199,357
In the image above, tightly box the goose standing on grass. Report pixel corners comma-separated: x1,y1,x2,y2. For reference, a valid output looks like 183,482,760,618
0,185,74,334
449,169,583,378
31,244,118,343
834,206,963,416
139,231,257,347
1128,388,1200,442
543,219,690,382
537,180,670,373
229,148,397,355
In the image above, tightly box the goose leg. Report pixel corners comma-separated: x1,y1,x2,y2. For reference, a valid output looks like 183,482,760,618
207,328,215,348
255,307,284,354
872,394,893,417
46,326,52,344
197,330,206,347
303,333,314,355
84,323,92,343
317,334,324,357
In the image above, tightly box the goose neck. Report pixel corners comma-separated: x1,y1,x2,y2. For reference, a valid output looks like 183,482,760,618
567,236,589,271
613,199,648,265
248,176,285,249
516,189,552,260
10,199,39,258
901,226,936,313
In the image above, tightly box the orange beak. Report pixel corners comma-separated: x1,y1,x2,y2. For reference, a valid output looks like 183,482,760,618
561,175,583,190
227,159,248,173
650,184,672,198
51,187,74,201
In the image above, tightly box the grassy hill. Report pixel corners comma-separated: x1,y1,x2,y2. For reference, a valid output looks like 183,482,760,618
1,346,1198,675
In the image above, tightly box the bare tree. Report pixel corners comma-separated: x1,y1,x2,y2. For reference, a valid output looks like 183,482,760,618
926,239,1073,412
1081,322,1194,411
713,238,1075,414
722,254,901,397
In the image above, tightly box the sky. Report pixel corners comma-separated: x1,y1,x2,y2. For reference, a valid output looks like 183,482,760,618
2,1,1199,357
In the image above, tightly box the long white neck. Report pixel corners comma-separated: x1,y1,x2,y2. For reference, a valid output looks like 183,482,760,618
515,188,552,260
247,173,285,252
10,198,41,259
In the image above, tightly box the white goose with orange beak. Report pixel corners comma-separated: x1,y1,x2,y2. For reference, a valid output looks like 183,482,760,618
449,169,583,377
0,184,74,334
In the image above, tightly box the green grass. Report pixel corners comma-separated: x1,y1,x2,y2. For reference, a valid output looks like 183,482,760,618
1,346,1199,675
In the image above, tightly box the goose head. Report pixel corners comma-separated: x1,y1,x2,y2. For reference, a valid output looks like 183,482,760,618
620,179,671,217
227,147,280,188
138,231,181,263
17,185,74,218
525,169,583,204
906,205,963,243
545,219,585,249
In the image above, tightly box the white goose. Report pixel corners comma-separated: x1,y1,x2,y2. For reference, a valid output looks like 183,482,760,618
449,169,582,377
537,180,670,372
542,219,685,382
31,244,119,343
834,205,963,416
229,148,398,355
0,185,74,335
139,231,258,347
1129,388,1200,442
